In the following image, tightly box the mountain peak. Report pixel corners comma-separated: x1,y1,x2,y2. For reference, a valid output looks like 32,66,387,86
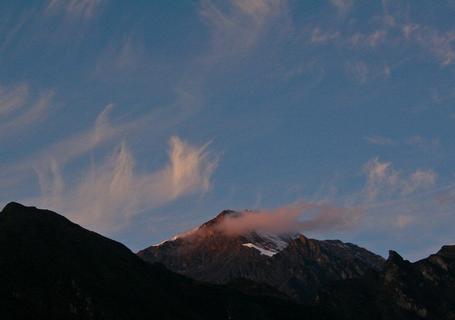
2,201,28,214
200,209,243,229
138,209,386,302
437,245,455,259
216,209,241,218
212,209,243,223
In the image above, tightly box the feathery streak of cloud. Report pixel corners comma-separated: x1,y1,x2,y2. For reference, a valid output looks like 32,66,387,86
46,0,105,19
199,0,287,57
36,136,218,233
0,83,53,138
1,104,141,180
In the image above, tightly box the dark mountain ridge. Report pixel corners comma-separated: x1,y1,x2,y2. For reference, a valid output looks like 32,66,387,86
0,202,306,320
1,203,454,319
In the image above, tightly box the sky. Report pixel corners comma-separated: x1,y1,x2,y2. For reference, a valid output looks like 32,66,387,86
1,0,455,260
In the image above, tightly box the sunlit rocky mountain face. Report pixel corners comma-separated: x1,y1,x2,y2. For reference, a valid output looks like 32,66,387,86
139,209,455,319
1,203,454,319
138,210,385,302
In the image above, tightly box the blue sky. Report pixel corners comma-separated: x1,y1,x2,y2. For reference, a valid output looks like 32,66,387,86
1,0,455,260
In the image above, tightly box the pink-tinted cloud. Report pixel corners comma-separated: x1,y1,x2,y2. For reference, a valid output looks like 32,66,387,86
216,202,362,235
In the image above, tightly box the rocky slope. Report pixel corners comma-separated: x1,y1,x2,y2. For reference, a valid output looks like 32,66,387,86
138,209,385,302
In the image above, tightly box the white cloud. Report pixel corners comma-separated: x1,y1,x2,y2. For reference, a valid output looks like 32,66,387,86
34,136,218,234
363,158,398,199
363,158,437,200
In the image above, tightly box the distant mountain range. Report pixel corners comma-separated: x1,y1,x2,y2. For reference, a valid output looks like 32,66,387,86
1,203,454,319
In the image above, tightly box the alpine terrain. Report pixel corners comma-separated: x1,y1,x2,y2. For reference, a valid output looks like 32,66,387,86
138,210,385,302
1,203,454,319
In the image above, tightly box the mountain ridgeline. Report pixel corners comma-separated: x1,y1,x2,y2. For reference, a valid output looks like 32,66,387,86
138,209,455,319
138,210,385,302
0,203,306,320
1,203,454,319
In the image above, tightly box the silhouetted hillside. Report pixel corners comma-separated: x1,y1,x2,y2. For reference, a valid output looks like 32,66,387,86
0,202,305,320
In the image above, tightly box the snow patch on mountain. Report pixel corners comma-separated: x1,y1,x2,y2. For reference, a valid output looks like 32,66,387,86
242,243,277,257
241,232,298,257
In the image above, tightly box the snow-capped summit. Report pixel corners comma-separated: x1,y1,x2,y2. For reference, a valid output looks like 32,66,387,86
138,209,385,302
150,209,301,257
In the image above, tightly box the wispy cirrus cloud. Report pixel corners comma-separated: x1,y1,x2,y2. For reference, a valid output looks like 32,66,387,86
93,33,148,78
329,0,353,16
298,0,455,87
34,136,218,233
381,1,455,67
364,134,440,151
401,24,455,66
0,83,53,138
0,104,146,189
199,0,288,58
0,83,28,116
46,0,106,19
0,9,32,53
349,30,387,48
345,60,390,84
363,135,394,146
309,27,341,45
